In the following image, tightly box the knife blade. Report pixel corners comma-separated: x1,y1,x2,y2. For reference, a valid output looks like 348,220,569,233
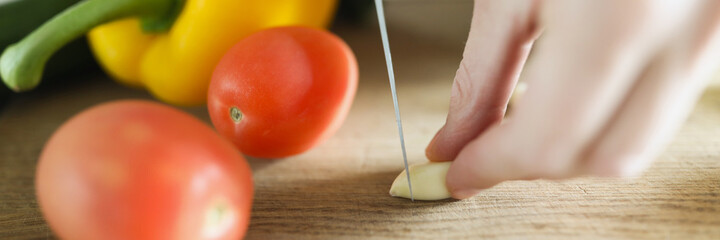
374,0,414,201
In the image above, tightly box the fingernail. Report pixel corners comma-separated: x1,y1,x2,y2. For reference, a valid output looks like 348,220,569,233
451,188,480,199
592,157,645,178
425,126,445,161
425,135,439,157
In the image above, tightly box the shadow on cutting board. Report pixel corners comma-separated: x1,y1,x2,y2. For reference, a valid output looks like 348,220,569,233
247,169,458,238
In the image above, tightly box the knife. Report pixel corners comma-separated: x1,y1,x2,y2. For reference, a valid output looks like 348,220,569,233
374,0,414,201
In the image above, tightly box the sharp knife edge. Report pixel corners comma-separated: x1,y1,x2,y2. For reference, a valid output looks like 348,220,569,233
374,0,414,201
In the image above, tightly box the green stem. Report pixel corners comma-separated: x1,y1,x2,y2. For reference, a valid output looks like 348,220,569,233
0,0,182,91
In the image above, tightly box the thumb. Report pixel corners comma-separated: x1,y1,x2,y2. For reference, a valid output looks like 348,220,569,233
426,0,540,162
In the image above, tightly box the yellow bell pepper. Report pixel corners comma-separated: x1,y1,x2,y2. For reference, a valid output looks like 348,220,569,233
0,0,337,106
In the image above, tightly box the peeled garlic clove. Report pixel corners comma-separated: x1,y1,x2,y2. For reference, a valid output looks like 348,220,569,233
389,162,452,200
507,81,527,112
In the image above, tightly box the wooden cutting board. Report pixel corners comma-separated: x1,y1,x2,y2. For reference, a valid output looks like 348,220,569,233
1,22,719,240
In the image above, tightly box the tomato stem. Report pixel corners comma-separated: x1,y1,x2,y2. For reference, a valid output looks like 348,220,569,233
204,199,233,236
230,107,243,123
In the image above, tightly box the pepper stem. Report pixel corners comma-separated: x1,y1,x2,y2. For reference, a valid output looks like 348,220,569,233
0,0,183,92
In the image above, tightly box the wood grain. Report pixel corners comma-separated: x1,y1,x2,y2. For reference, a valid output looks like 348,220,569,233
2,8,720,240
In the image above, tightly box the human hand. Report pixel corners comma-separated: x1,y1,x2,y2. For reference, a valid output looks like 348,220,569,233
426,0,720,199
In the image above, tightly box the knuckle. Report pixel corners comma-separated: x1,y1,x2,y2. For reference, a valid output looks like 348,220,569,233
449,61,475,110
545,0,660,46
448,60,506,123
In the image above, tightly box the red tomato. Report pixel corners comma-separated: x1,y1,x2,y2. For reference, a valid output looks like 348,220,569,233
208,26,358,158
36,100,253,240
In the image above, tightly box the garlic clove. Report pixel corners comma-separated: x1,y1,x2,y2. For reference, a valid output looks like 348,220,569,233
389,162,452,200
507,81,527,114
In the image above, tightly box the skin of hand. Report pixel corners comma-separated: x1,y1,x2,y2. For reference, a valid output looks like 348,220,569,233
426,0,720,199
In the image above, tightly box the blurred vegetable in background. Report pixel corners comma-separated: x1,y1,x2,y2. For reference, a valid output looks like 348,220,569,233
334,0,373,26
37,100,254,240
1,0,337,106
0,0,97,100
